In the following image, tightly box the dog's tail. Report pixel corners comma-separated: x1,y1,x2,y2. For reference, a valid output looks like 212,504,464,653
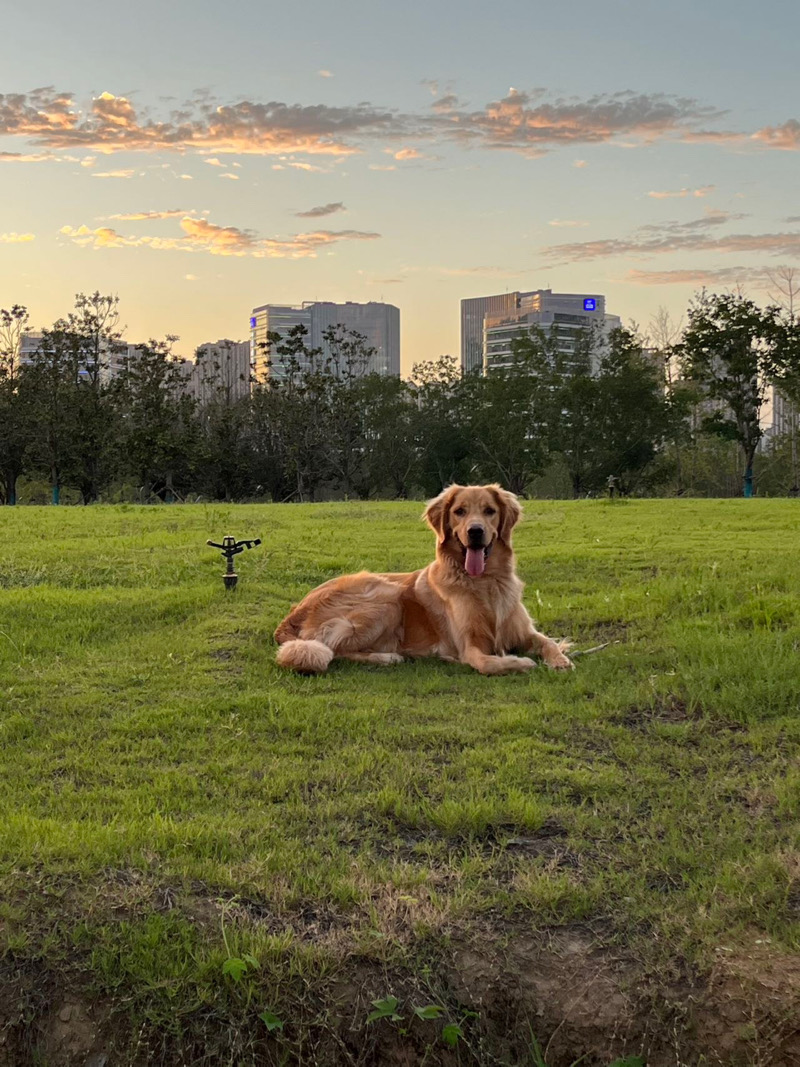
275,603,334,674
275,638,333,674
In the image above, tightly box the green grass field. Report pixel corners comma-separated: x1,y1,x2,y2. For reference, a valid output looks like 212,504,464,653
1,500,799,1066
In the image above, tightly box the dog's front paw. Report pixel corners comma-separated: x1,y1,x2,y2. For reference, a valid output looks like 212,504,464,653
546,653,574,671
502,655,537,673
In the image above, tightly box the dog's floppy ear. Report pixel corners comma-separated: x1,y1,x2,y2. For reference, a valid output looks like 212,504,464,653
423,485,459,544
491,486,522,543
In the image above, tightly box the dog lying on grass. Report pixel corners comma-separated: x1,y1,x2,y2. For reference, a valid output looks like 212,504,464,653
275,483,573,675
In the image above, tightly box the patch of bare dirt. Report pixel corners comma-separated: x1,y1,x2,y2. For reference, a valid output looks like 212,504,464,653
4,872,800,1065
693,937,800,1066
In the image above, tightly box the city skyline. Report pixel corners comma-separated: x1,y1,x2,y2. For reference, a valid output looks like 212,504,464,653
2,0,799,373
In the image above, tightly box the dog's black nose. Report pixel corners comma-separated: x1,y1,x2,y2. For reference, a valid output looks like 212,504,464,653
467,525,485,545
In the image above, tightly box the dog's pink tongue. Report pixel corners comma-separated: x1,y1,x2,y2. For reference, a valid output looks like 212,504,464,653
465,547,485,577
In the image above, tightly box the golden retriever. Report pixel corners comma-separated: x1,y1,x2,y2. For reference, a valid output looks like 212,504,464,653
275,484,573,675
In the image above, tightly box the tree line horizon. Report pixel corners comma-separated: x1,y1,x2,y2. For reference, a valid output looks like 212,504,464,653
1,284,799,506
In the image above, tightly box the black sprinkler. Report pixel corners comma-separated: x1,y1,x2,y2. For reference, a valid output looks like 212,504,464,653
207,535,262,590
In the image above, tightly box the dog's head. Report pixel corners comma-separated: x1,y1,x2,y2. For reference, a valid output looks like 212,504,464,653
423,483,522,577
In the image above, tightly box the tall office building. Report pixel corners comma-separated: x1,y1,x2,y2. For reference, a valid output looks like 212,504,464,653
764,386,798,445
249,305,313,382
461,293,522,375
309,302,400,376
461,289,621,375
17,332,143,382
190,339,251,403
250,301,400,382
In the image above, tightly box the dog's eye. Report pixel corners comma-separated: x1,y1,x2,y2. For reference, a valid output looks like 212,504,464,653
484,507,496,516
453,507,466,517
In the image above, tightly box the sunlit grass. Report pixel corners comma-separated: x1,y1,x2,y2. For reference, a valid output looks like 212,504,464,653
1,499,798,1061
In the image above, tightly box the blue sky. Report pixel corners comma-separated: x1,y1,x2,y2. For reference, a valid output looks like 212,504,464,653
2,0,798,369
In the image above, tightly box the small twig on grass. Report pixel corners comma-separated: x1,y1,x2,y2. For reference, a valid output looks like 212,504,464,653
569,640,619,658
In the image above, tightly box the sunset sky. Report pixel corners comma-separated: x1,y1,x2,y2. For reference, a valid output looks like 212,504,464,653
2,0,798,371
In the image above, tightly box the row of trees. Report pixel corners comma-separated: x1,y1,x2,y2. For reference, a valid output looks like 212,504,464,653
1,286,799,505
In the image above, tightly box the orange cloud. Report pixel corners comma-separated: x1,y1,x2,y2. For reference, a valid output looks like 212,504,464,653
91,169,136,178
752,119,800,150
1,89,391,156
3,85,795,163
0,151,59,163
107,209,189,220
647,185,715,199
0,232,35,243
59,215,380,259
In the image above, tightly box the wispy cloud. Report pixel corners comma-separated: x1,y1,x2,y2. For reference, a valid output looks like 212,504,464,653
0,232,35,243
295,201,346,218
107,209,189,220
219,172,239,179
548,218,589,227
0,151,59,163
573,159,587,167
91,168,136,178
391,146,426,160
59,215,381,259
538,209,800,264
647,184,715,199
626,266,771,287
317,70,333,78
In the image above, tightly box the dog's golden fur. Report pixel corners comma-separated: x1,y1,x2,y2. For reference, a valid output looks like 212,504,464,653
275,484,573,675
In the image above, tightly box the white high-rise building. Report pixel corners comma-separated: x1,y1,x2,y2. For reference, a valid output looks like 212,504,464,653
461,289,621,376
249,301,400,382
249,305,313,382
17,332,141,382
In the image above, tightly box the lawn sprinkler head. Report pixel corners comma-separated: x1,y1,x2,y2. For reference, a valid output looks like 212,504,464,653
207,535,262,591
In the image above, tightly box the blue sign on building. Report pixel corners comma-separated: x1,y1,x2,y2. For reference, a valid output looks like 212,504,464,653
583,298,597,311
250,317,257,328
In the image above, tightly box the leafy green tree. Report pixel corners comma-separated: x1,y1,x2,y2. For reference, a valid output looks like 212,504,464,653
361,375,418,498
113,339,199,501
250,326,332,501
679,291,786,497
764,268,800,490
193,343,255,501
24,324,79,504
411,356,474,495
531,326,601,498
24,293,123,503
63,293,124,503
0,305,34,505
467,336,552,495
321,325,374,499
